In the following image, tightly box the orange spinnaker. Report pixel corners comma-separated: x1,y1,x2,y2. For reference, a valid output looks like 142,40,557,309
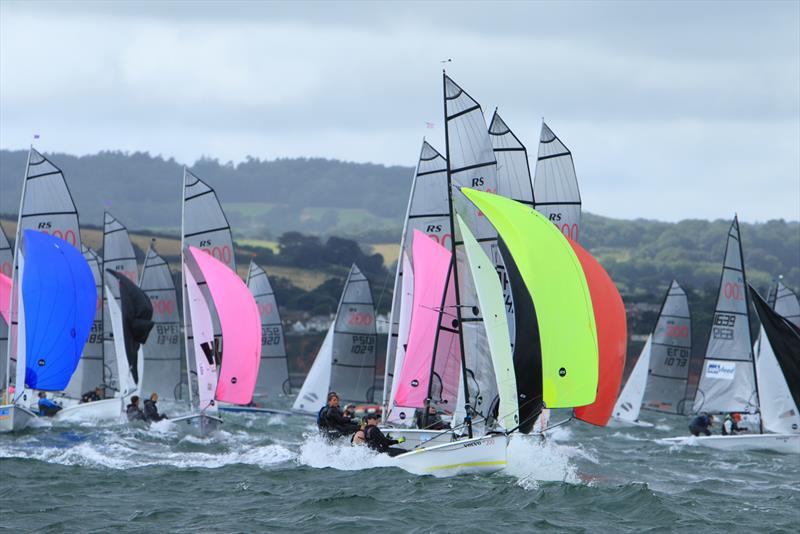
571,239,626,426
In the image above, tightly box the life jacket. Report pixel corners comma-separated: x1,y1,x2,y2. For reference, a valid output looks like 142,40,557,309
317,406,329,429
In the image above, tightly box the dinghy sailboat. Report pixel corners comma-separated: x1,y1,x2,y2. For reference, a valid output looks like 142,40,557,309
138,243,182,400
661,217,798,453
770,281,800,328
293,264,378,414
611,280,691,426
0,230,96,432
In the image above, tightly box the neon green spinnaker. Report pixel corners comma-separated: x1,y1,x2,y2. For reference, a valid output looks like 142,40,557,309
461,188,598,408
456,214,519,430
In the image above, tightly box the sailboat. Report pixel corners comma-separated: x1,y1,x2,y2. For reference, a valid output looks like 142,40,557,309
0,230,96,432
219,261,292,415
175,168,261,434
138,243,183,400
533,122,582,241
611,280,691,426
770,281,800,327
293,264,378,415
171,246,261,435
661,217,799,453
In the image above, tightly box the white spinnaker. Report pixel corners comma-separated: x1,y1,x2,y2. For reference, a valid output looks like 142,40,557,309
185,265,218,413
0,223,13,389
386,252,414,423
384,140,450,411
139,245,182,400
457,214,519,430
692,217,758,414
104,283,137,398
292,324,334,414
533,122,581,242
443,74,499,427
181,168,235,405
754,327,800,434
6,149,82,396
613,336,652,422
247,261,290,397
102,212,138,397
773,282,800,327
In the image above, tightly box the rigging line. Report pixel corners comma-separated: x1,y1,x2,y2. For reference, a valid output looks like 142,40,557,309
372,268,393,318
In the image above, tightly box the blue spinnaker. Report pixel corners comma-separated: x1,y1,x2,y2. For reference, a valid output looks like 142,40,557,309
23,230,96,391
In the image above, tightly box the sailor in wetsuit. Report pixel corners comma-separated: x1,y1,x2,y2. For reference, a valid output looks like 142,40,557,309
688,413,714,436
143,392,167,421
126,395,146,422
317,392,359,439
722,413,747,435
37,391,62,417
363,413,406,457
80,386,104,403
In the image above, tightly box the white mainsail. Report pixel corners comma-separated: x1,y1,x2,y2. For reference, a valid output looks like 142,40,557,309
773,282,800,327
5,149,82,395
612,336,652,423
292,325,334,414
104,283,139,398
139,244,182,400
384,140,450,415
101,212,138,397
692,217,758,415
74,246,104,395
184,265,218,413
643,280,693,414
247,261,291,397
533,122,582,241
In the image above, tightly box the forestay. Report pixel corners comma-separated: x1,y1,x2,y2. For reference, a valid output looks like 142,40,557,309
692,217,757,414
329,264,377,405
461,188,598,409
18,230,95,392
612,336,652,423
751,287,800,434
643,281,693,414
384,140,450,413
533,122,581,242
772,282,800,328
102,212,138,397
139,244,182,400
247,261,291,397
8,149,82,396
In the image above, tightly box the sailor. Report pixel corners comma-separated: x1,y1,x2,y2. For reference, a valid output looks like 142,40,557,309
126,395,146,422
688,413,714,436
317,391,359,439
363,413,406,457
722,412,747,435
143,392,167,421
37,392,62,417
351,418,367,446
415,405,450,431
80,386,104,403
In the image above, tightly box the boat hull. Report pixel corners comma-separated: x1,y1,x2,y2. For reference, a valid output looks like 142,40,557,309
0,404,37,433
659,433,800,454
394,434,508,476
218,403,292,416
54,398,122,422
608,417,654,428
380,427,454,451
171,413,223,437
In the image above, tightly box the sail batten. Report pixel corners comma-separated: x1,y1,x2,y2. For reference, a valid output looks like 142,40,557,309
533,123,581,241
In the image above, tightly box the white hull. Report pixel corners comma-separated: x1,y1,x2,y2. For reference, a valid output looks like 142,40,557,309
171,413,223,437
659,433,800,454
54,398,122,422
380,427,454,451
0,404,37,433
608,417,654,429
394,434,508,476
217,403,292,416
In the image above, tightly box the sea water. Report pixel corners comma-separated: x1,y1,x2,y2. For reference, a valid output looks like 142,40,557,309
1,403,797,533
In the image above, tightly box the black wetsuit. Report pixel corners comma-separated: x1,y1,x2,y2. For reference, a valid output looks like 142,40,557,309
80,390,101,403
318,405,359,439
144,399,166,421
126,404,145,422
416,410,450,431
364,425,405,457
689,415,712,436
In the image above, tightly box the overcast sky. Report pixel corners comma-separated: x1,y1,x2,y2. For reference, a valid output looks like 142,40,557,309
1,0,798,222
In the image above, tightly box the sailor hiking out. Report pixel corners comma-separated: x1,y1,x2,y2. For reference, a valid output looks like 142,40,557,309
317,391,359,439
363,413,406,457
688,414,714,436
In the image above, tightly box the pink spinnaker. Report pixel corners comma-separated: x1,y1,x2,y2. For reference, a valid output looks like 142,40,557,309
0,272,10,324
393,231,461,411
189,246,261,404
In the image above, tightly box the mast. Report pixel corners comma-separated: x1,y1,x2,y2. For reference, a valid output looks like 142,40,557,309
442,70,472,438
180,166,193,405
4,146,31,394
